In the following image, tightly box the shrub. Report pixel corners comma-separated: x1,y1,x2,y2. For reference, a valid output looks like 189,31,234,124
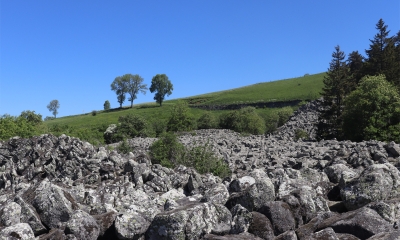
219,107,265,135
44,116,55,121
92,110,97,116
149,133,230,178
181,143,231,178
0,115,37,140
118,138,133,154
197,111,217,129
167,101,196,132
104,114,153,144
151,119,167,137
149,132,184,168
264,111,279,134
294,129,309,141
277,107,294,126
19,110,42,125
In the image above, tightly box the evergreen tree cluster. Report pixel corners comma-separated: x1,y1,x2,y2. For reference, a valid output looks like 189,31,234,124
318,19,400,142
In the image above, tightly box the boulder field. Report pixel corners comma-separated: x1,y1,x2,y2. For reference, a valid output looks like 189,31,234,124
1,100,400,239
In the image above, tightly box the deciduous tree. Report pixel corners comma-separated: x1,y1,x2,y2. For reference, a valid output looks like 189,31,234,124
111,76,128,108
342,75,400,142
122,74,148,108
149,74,173,106
47,100,60,118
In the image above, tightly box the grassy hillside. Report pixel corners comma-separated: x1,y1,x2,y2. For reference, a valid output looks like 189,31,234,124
42,72,325,144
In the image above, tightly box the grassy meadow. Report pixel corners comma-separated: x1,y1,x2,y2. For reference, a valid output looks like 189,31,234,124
43,73,325,145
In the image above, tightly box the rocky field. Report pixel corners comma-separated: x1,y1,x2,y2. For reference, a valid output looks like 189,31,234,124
1,100,400,239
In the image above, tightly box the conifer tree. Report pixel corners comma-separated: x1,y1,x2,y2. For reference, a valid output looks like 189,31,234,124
347,51,364,88
365,19,399,86
317,46,350,140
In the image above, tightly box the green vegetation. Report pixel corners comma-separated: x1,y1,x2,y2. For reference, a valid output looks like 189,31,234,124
295,129,309,141
219,107,265,135
104,100,111,111
150,74,174,106
317,19,400,142
117,138,134,154
104,114,153,144
111,74,148,108
167,101,196,132
183,73,324,106
342,75,400,142
0,73,325,143
197,111,218,129
47,100,60,118
149,132,230,178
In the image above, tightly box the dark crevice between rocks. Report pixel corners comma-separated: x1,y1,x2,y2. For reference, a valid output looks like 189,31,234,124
97,221,117,240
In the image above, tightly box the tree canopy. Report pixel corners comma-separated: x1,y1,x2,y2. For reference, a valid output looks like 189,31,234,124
111,76,128,108
149,74,173,106
47,100,60,118
342,75,400,142
122,74,148,108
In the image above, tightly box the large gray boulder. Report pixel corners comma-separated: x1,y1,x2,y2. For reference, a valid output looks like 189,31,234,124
64,210,100,240
146,202,231,240
340,163,400,211
0,223,35,240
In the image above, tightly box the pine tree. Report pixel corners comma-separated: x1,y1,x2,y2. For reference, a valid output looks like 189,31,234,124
347,50,364,88
317,46,350,140
365,19,399,87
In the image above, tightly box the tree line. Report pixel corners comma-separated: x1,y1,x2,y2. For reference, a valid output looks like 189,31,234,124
318,19,400,142
109,73,173,109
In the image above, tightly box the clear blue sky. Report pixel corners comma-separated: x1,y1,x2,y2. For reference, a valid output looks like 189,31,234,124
1,1,399,118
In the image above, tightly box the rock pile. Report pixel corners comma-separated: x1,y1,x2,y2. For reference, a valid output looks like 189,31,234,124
1,100,400,239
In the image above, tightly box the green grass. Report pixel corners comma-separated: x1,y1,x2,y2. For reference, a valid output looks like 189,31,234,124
182,73,325,105
42,72,325,144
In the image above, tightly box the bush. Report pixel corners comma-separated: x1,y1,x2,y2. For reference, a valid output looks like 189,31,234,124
219,107,265,135
149,132,184,168
92,110,97,116
294,129,309,141
197,111,217,129
151,119,167,137
277,107,294,126
104,114,153,144
0,115,38,140
20,110,42,125
167,101,196,132
181,143,231,178
118,138,133,154
264,111,279,134
149,133,230,178
44,116,55,121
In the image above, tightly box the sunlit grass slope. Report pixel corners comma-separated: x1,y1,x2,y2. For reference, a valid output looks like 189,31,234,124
43,72,325,144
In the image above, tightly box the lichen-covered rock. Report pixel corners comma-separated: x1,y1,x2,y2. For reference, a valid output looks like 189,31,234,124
115,212,150,240
202,183,230,205
0,223,35,240
274,230,297,240
202,232,263,239
230,204,253,234
0,202,21,227
14,195,47,235
247,211,275,240
340,164,400,211
65,210,100,240
30,178,79,229
146,202,231,240
315,207,393,239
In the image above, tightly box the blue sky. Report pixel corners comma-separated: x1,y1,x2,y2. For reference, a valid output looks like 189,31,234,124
1,1,399,118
